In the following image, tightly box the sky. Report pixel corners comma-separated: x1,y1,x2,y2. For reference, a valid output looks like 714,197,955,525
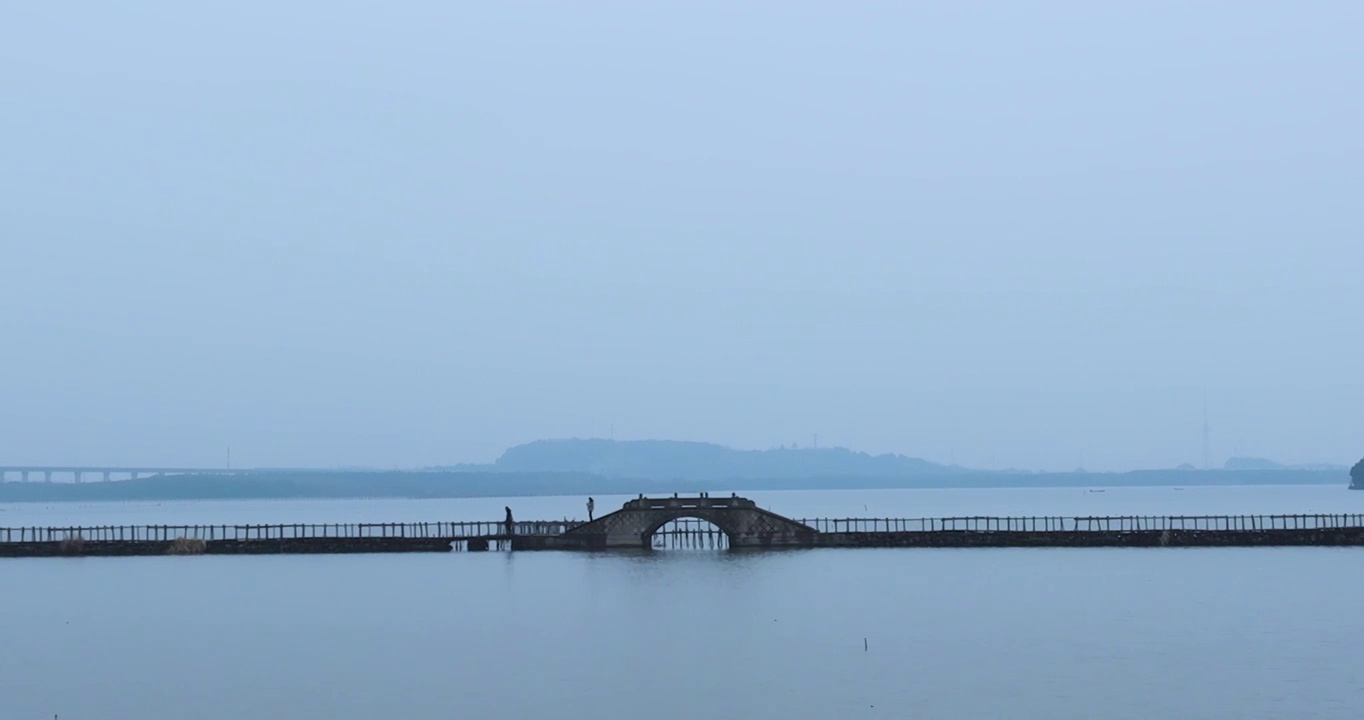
2,1,1361,473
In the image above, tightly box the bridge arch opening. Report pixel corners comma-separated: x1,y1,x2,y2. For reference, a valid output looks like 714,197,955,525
647,516,731,551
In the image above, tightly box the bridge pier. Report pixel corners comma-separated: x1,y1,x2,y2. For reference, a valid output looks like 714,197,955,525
43,471,51,483
103,471,111,482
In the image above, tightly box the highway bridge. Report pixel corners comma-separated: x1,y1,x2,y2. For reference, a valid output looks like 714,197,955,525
0,466,306,483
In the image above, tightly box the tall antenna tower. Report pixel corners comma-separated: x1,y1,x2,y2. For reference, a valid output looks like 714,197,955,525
1201,396,1211,470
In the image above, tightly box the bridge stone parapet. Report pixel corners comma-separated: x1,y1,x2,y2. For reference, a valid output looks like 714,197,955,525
556,494,817,550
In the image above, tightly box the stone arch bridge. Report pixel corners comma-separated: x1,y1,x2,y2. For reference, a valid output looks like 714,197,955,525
525,495,817,550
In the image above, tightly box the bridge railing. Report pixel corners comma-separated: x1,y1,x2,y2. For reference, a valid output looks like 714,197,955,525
0,520,584,544
796,514,1364,533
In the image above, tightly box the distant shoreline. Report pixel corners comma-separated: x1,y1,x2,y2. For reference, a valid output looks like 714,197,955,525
0,468,1345,504
3,439,1349,503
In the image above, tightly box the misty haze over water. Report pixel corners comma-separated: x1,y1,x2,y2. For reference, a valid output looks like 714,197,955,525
2,2,1362,473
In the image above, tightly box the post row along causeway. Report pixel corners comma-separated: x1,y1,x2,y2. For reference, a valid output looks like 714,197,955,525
5,495,1364,558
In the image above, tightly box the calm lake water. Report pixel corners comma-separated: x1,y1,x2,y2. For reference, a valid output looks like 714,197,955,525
3,485,1362,719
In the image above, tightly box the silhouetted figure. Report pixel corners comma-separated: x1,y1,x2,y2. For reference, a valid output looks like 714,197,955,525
504,506,514,536
587,497,595,521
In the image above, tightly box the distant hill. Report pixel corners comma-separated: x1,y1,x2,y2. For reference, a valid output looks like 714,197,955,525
1224,457,1286,471
1224,457,1347,472
493,439,958,481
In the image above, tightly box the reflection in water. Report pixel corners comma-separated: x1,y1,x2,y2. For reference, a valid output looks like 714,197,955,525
650,518,730,550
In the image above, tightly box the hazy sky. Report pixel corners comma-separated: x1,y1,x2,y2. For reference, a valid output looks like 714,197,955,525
2,2,1361,472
